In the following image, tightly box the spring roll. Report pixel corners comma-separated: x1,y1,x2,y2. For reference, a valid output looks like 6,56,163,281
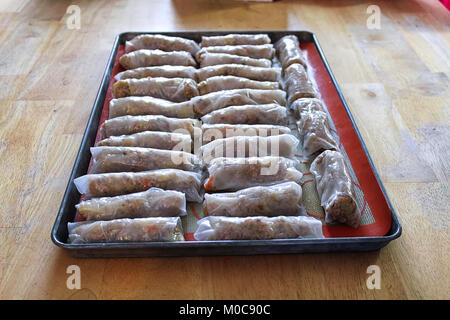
297,110,338,157
195,64,281,82
196,44,275,60
201,34,271,47
201,124,291,145
100,115,201,138
76,188,186,221
112,77,199,102
119,49,197,70
291,98,325,118
125,34,200,55
201,104,287,125
285,63,318,105
203,182,304,217
109,97,194,119
201,134,299,164
204,156,302,192
197,52,271,68
194,216,323,240
74,169,203,202
68,217,185,243
89,146,199,174
97,131,192,151
198,76,279,95
192,89,286,116
115,65,197,81
310,150,360,228
275,35,307,69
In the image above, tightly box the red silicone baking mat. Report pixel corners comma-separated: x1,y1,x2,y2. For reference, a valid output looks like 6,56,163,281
75,39,392,239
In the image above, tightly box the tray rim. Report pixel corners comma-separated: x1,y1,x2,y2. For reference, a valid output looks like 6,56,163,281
51,30,402,257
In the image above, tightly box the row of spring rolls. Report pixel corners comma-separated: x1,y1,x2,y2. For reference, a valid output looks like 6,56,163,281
69,33,328,244
275,36,360,228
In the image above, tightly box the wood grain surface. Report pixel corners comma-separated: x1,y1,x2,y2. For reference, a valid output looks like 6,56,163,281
0,0,449,299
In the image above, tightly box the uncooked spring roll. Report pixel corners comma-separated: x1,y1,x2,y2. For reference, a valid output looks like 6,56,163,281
194,216,323,240
112,78,199,102
297,110,338,157
68,217,185,243
201,124,291,145
115,65,197,81
100,115,201,138
275,35,307,69
196,44,275,60
195,64,281,82
204,156,302,192
89,146,199,174
201,104,287,125
97,131,192,151
284,63,318,105
197,52,271,68
201,34,271,47
119,49,197,70
76,188,186,221
74,169,203,202
192,89,286,116
201,134,299,164
291,98,325,118
198,76,279,95
109,96,194,119
310,150,360,228
125,34,200,55
203,182,304,217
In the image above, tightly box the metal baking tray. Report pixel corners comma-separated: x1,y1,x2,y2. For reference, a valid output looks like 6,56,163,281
51,31,401,257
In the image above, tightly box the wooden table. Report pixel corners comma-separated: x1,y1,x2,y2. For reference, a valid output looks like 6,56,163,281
0,0,449,300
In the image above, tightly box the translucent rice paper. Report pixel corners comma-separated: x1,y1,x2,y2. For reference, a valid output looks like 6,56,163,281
203,182,305,217
109,96,194,119
194,216,324,240
195,64,281,82
97,131,191,151
76,187,186,221
275,35,307,69
310,150,360,228
125,34,200,55
112,77,199,102
115,65,197,81
284,63,318,105
119,49,197,69
297,110,338,157
73,169,204,202
201,104,287,125
198,76,279,95
201,124,291,145
201,34,271,47
100,115,201,138
68,217,185,243
201,134,299,164
204,156,302,192
195,44,275,60
291,98,325,119
89,146,200,174
192,89,286,116
197,52,272,68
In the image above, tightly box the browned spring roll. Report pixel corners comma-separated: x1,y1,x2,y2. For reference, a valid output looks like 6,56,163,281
115,66,197,81
198,76,279,95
